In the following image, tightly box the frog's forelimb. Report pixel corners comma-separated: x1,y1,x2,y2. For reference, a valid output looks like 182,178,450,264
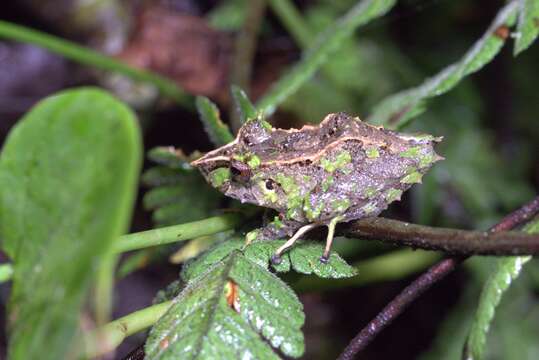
270,223,318,265
270,216,345,265
320,216,343,263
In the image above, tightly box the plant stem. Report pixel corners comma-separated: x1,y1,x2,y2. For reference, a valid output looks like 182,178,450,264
229,0,267,133
337,195,539,359
230,0,266,129
83,300,172,358
114,214,243,253
268,0,313,48
257,0,396,117
344,217,539,256
293,249,441,293
0,21,191,107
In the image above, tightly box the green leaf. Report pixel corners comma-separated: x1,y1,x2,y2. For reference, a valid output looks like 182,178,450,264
464,218,539,360
289,242,357,278
514,0,539,55
231,85,258,124
0,87,141,359
183,238,357,281
145,251,305,359
142,150,222,226
181,238,244,282
0,21,191,107
196,97,234,147
368,1,519,129
244,240,357,278
147,147,197,170
257,0,396,117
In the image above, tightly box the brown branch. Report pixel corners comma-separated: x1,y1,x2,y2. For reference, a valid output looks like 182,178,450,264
343,217,539,256
337,195,539,360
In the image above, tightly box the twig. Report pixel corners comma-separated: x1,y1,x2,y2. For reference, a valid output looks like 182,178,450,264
343,217,539,256
114,214,242,253
0,21,191,107
229,0,267,133
83,301,172,358
337,195,539,360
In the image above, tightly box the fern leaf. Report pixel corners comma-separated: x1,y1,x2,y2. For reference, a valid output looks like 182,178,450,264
514,0,539,55
368,1,519,129
196,97,234,147
464,218,539,360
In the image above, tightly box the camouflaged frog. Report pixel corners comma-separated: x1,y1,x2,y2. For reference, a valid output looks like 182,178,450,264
192,113,443,264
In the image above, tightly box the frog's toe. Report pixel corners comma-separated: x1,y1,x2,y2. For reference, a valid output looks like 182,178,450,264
271,254,283,265
319,255,330,264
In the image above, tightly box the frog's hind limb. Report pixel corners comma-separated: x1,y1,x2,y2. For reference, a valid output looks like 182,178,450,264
271,223,318,265
320,216,344,263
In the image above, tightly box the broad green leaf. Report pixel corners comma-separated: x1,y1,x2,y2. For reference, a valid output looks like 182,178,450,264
368,1,519,129
257,0,396,117
514,0,539,55
145,251,305,359
196,97,234,147
231,85,258,124
0,88,141,359
464,218,539,360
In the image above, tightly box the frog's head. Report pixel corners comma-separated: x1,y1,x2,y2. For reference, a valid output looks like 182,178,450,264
191,119,288,210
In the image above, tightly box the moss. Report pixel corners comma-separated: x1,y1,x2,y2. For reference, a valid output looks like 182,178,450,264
266,193,278,203
363,186,377,198
401,171,422,184
385,188,403,202
247,154,261,169
276,174,299,194
366,147,380,159
419,152,435,168
245,229,260,244
361,202,378,215
303,194,324,221
321,176,334,192
260,119,273,131
275,174,303,220
320,150,352,173
209,167,231,187
331,198,351,213
272,216,284,229
399,146,422,159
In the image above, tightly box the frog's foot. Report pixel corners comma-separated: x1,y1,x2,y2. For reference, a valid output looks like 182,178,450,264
320,216,343,264
271,223,318,265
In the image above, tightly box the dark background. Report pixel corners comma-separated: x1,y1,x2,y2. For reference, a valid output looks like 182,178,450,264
1,0,538,359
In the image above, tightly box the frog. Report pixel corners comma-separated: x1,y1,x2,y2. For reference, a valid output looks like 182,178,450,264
191,112,443,264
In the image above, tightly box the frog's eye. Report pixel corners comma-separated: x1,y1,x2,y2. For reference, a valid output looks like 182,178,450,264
265,179,276,190
230,160,251,183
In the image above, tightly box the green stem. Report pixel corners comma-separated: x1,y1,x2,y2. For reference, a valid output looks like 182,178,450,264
268,0,313,48
294,249,441,292
257,0,396,117
229,0,267,133
0,20,191,107
114,214,243,253
83,300,172,358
